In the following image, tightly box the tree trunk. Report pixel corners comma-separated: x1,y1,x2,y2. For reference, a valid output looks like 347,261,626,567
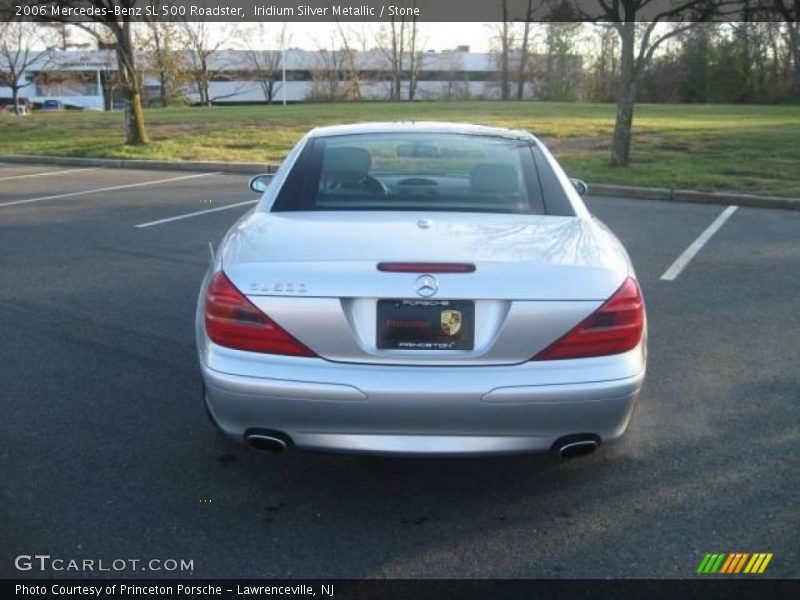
194,77,204,105
152,26,169,108
789,23,800,102
794,54,800,102
611,23,637,167
100,72,112,111
516,1,532,100
125,88,147,145
500,2,510,101
159,71,169,107
397,19,405,101
125,90,148,145
408,14,417,101
390,18,398,100
116,22,148,145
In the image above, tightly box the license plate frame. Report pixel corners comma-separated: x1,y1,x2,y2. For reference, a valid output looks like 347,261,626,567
376,299,475,350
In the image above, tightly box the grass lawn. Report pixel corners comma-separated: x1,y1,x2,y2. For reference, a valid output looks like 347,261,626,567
1,101,799,196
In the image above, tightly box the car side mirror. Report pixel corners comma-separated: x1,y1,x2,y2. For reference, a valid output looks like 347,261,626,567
570,178,588,197
249,174,274,193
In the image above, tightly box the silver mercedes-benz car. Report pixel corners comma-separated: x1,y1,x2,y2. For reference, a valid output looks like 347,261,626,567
196,122,646,457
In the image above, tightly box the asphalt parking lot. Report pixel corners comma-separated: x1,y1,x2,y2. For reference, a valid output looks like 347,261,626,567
1,162,798,579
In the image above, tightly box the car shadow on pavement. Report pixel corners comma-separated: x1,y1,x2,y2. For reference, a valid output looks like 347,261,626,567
186,370,797,578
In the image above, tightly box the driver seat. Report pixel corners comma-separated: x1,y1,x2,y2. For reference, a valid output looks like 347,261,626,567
321,146,385,195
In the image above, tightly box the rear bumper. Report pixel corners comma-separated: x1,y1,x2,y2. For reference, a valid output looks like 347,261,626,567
201,345,645,456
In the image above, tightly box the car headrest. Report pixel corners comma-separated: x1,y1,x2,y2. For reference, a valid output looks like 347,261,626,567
470,163,520,193
323,146,372,180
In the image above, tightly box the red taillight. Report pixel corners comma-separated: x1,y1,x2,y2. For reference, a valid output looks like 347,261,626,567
533,277,645,361
377,262,476,273
204,271,316,357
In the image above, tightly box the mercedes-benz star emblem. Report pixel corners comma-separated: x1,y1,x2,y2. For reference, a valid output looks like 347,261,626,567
415,274,438,298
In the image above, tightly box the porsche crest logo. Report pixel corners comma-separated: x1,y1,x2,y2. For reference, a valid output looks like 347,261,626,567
440,309,462,336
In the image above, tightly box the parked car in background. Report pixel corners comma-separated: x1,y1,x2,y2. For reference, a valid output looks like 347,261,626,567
197,122,647,458
0,97,32,115
3,104,30,116
39,100,65,111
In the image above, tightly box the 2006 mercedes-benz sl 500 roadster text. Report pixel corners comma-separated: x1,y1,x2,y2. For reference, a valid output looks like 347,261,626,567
196,122,647,457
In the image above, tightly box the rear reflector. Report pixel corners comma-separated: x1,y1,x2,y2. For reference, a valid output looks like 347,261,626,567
204,271,316,357
532,277,645,361
377,262,476,273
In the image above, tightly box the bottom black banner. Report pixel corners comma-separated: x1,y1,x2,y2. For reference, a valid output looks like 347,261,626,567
4,579,800,600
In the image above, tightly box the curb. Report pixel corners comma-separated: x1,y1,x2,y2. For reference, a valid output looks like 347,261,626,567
0,154,280,175
588,183,800,211
2,155,798,211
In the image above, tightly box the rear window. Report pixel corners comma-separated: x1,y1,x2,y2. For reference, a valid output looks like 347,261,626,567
272,132,549,215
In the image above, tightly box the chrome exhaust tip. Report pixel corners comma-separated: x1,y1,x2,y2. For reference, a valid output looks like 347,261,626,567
559,440,598,458
245,433,289,453
553,435,600,458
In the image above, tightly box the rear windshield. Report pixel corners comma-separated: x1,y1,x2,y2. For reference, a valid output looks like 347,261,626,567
272,132,551,215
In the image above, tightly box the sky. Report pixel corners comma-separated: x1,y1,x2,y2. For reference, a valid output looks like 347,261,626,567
59,22,500,53
40,21,678,58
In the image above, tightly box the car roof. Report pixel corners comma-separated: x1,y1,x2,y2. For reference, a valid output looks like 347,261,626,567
307,121,536,141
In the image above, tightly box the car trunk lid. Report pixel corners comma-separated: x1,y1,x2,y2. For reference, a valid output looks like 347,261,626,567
222,211,629,301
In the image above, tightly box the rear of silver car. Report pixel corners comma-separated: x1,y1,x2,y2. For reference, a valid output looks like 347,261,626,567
196,124,646,456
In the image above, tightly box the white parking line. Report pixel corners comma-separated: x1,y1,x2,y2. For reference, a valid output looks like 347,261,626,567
0,167,98,182
0,172,221,208
134,199,258,229
660,205,738,281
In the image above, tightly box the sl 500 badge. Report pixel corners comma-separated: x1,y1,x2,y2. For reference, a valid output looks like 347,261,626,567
249,282,307,293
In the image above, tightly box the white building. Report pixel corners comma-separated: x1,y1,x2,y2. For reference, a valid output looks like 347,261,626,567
0,51,115,109
1,48,582,109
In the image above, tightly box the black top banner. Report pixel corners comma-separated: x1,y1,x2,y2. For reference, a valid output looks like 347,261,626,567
1,0,796,23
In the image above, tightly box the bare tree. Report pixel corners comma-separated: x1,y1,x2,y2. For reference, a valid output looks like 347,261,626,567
774,0,800,100
140,19,187,107
307,33,344,102
593,1,724,166
334,21,362,100
42,1,149,144
183,21,242,106
584,23,619,101
438,50,470,100
182,21,217,107
516,0,536,100
497,0,514,100
40,22,86,51
542,22,583,100
406,2,422,100
386,16,405,99
375,7,422,101
0,22,53,113
242,23,290,104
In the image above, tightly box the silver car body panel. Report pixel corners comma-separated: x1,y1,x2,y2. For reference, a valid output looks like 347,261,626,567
199,343,644,455
197,122,646,455
220,212,630,299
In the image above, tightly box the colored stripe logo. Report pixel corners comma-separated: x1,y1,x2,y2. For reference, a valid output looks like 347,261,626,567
697,552,773,574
